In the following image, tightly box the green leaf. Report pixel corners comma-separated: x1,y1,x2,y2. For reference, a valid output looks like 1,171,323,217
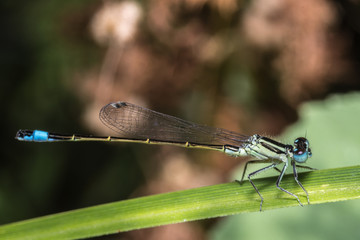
1,165,359,240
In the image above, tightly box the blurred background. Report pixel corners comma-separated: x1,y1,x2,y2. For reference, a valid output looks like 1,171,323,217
1,0,360,239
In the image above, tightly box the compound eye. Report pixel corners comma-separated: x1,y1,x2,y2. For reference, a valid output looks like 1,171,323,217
294,148,303,155
293,137,311,162
293,149,310,163
294,137,310,150
294,137,308,146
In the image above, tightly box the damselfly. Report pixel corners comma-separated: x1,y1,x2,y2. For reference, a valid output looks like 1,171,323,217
16,101,314,211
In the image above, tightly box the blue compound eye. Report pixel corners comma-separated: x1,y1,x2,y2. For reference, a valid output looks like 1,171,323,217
293,148,309,163
294,137,309,148
293,137,311,163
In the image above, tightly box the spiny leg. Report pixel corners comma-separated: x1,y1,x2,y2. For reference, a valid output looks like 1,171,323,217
237,163,278,211
295,164,318,171
238,160,275,184
292,161,310,204
276,162,303,207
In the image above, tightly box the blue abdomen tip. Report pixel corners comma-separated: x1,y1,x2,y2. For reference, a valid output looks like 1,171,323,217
32,130,50,142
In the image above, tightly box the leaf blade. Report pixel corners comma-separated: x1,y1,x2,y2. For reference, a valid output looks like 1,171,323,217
1,165,359,240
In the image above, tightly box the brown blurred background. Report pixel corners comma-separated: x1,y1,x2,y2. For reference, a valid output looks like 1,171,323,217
1,0,360,239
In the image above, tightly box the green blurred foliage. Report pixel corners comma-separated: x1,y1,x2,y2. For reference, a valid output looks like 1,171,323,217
211,93,360,240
